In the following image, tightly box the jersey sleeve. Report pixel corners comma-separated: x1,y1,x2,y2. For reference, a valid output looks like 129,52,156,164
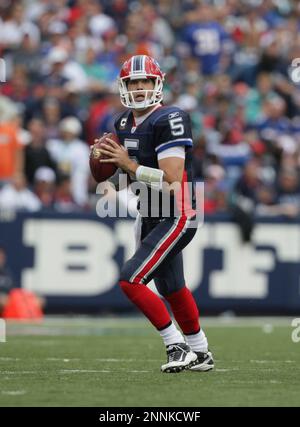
153,109,193,155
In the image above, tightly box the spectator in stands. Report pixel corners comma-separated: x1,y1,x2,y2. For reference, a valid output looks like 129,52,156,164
254,96,290,143
0,1,40,50
0,102,24,183
0,245,14,316
12,33,42,82
230,159,262,242
24,118,57,185
96,87,124,135
243,72,277,124
41,48,71,90
256,184,277,217
42,97,62,140
47,116,90,207
44,46,89,92
54,174,78,213
1,65,30,104
86,0,116,39
257,167,300,218
206,95,251,169
181,3,233,76
0,173,41,212
33,166,56,209
80,47,110,93
204,164,228,214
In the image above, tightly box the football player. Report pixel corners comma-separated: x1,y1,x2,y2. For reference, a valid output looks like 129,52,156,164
97,55,214,373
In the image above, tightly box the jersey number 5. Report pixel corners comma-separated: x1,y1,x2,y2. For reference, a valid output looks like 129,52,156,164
124,138,139,163
169,116,184,136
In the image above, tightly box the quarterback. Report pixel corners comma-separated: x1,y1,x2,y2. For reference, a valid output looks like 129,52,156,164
98,55,214,373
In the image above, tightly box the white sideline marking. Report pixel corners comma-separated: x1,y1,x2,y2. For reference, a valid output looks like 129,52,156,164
46,358,80,362
250,360,296,364
0,370,112,375
60,369,151,374
2,390,26,396
0,371,37,375
231,380,264,384
46,358,160,362
95,358,136,362
95,358,161,362
0,357,20,361
0,368,155,376
60,369,111,374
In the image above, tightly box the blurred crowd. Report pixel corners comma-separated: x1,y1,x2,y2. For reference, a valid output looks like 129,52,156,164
1,0,300,235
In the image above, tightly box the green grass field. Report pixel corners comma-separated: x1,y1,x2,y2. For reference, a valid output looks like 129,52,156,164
0,317,299,407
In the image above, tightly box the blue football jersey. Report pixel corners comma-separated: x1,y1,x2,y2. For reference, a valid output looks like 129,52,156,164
182,22,231,75
114,106,196,218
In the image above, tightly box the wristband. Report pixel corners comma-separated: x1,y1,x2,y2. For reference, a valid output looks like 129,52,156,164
135,165,164,191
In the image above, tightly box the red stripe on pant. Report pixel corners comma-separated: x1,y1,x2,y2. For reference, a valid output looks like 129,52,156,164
132,215,188,284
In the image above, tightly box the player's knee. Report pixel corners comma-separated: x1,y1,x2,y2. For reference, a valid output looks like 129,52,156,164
119,264,132,284
156,281,185,297
119,260,144,285
119,277,142,288
119,279,144,301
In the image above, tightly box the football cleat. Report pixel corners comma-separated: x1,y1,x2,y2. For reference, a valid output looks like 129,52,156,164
161,343,197,373
188,350,214,371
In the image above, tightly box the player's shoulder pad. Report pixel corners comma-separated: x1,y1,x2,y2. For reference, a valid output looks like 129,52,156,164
151,105,189,127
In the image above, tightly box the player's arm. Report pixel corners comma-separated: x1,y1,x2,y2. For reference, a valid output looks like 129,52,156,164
158,153,185,184
99,139,185,195
152,110,191,188
98,143,184,184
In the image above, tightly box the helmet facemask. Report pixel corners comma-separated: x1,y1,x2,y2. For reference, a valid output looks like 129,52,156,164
118,74,164,110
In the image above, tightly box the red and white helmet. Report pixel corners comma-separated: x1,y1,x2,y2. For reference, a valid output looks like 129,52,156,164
118,55,165,110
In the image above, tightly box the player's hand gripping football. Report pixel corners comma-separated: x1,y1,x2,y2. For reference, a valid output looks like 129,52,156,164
96,137,138,176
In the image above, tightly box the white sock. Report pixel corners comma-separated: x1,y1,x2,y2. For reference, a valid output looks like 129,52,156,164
159,322,185,347
184,329,208,353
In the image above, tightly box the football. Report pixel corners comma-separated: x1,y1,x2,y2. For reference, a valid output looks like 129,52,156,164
89,133,119,183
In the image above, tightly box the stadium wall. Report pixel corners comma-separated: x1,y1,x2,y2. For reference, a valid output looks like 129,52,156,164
1,212,300,314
